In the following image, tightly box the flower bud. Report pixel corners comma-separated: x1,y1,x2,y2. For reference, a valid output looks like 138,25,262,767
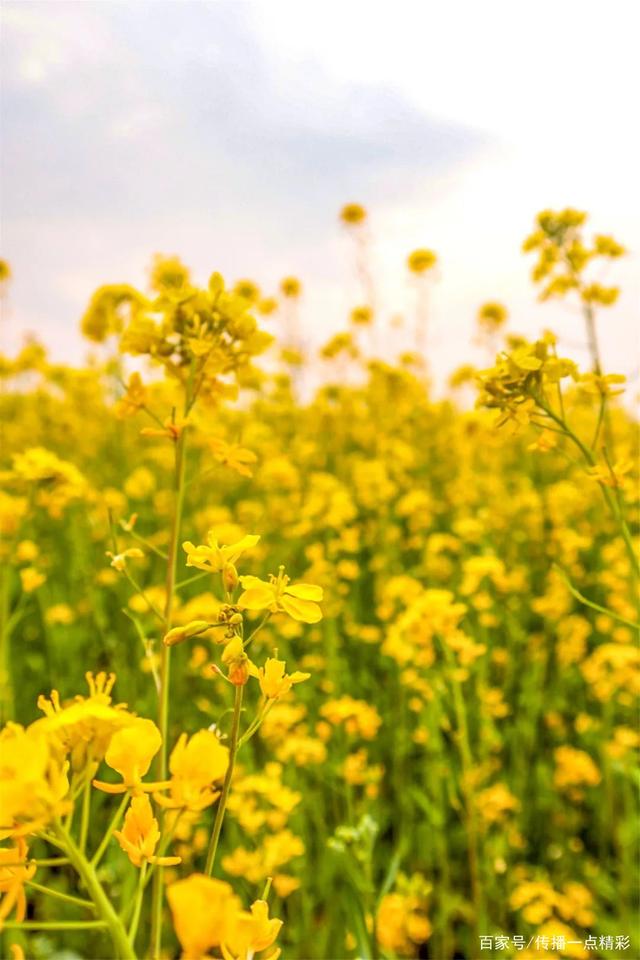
222,562,239,593
163,620,211,647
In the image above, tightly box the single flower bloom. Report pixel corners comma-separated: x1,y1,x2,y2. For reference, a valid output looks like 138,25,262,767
93,717,165,794
222,899,283,960
0,838,37,926
0,725,71,836
105,547,144,572
140,416,189,441
168,874,242,957
19,567,46,593
340,203,367,225
182,533,260,574
210,437,258,478
114,795,181,867
221,636,252,686
407,249,437,275
115,372,147,419
279,276,301,298
33,672,133,769
249,658,310,700
238,568,323,624
155,730,229,812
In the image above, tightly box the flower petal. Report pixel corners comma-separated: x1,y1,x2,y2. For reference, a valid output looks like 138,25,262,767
285,583,323,601
279,595,322,623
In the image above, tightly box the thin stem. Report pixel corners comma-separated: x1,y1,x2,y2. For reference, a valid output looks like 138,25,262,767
205,684,243,875
591,393,607,450
122,570,165,623
91,791,130,868
0,857,69,868
536,396,639,579
53,821,134,959
1,920,108,931
582,299,603,375
243,612,271,649
554,566,639,630
175,570,210,591
150,426,188,959
127,527,168,560
128,861,148,943
25,880,95,912
79,771,93,854
237,698,276,749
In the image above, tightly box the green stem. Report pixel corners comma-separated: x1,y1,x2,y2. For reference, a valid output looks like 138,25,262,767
175,570,210,591
237,698,276,748
126,527,168,560
25,880,95,911
0,566,16,723
91,792,130,868
243,612,271,649
554,566,640,630
537,398,639,579
128,861,148,944
53,821,134,959
79,771,93,854
591,393,607,450
205,684,244,875
122,570,165,623
1,921,108,931
149,426,188,959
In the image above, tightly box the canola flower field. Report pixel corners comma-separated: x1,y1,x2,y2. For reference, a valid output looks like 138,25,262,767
0,207,638,960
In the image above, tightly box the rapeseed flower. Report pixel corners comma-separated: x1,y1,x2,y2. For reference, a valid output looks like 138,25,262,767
114,795,181,867
93,717,163,794
249,657,310,699
238,569,323,623
182,533,260,574
155,730,229,811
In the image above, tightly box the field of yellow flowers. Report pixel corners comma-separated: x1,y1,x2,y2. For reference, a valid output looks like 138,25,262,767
0,208,638,960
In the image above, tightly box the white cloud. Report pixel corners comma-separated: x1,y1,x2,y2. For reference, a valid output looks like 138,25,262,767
2,0,638,392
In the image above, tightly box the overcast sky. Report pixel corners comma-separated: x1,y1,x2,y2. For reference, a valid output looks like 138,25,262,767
2,0,639,388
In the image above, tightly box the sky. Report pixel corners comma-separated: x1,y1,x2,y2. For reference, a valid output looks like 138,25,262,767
2,0,639,389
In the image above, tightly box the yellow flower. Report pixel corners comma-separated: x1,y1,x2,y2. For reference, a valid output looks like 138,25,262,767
114,372,147,419
588,459,633,489
0,838,36,926
93,717,164,794
168,874,242,957
221,636,252,686
33,672,133,769
105,547,144,572
249,658,310,700
182,533,260,574
279,277,301,298
238,569,323,624
0,725,70,836
19,567,45,593
340,203,367,225
210,437,258,478
114,795,181,867
140,416,189,441
554,746,601,791
233,279,260,303
350,305,374,326
478,301,508,331
222,899,283,960
15,540,39,563
155,730,229,811
579,372,626,397
407,249,437,274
